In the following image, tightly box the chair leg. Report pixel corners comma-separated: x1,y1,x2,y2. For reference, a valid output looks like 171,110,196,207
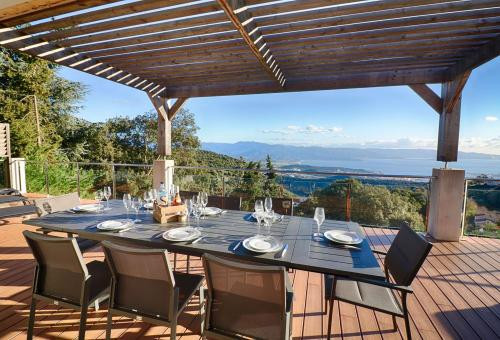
27,297,37,339
106,310,113,340
78,305,88,340
327,298,335,340
170,318,177,340
186,255,190,273
392,315,397,329
174,253,177,271
404,313,412,340
199,286,205,336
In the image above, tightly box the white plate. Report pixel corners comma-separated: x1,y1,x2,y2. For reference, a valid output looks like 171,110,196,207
202,207,223,216
162,227,201,242
324,230,363,245
72,204,101,212
97,219,131,231
242,236,282,253
143,202,154,209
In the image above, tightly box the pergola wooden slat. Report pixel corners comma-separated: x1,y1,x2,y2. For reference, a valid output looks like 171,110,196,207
1,0,499,159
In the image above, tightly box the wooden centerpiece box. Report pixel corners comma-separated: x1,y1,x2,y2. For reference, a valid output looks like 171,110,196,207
153,202,187,224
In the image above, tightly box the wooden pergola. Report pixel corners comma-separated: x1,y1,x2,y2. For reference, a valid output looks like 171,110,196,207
1,0,499,161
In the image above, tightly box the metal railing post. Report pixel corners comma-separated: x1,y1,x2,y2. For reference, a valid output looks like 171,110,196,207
222,175,226,197
112,164,117,199
44,161,49,195
346,181,352,222
76,162,81,197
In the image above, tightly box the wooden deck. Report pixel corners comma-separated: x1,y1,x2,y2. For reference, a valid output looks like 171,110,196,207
0,217,499,339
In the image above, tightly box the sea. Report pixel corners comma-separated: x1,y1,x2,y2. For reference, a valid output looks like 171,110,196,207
292,158,500,178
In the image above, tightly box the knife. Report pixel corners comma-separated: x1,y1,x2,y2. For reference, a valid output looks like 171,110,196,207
190,236,204,244
233,240,242,251
276,244,288,258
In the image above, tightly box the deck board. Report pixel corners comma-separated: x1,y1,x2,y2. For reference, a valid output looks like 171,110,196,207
0,221,499,339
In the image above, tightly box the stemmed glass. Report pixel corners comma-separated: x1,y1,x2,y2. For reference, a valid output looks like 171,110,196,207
122,194,131,221
313,207,325,240
192,200,202,230
200,192,208,219
264,197,273,213
185,199,193,227
95,190,104,213
132,197,142,223
144,190,153,212
103,186,111,209
263,210,274,236
254,200,264,235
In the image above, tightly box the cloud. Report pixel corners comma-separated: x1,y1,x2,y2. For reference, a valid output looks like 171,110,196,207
262,124,343,135
485,116,498,122
360,138,437,149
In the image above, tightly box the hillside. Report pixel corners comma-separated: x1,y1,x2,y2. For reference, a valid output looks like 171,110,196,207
202,141,500,162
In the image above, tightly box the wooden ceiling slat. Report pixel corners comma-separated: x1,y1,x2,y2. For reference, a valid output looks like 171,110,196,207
0,0,119,26
17,0,192,34
81,32,243,58
53,13,229,50
260,7,500,38
29,1,224,41
257,0,500,34
250,0,363,17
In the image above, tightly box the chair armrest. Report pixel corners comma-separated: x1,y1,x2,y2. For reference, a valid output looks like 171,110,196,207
285,273,293,312
371,249,387,256
353,277,413,294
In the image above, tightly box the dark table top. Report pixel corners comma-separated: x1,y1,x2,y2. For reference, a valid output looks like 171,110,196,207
24,200,384,280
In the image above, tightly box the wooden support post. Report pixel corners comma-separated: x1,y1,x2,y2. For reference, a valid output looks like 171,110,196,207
437,72,470,162
148,94,188,157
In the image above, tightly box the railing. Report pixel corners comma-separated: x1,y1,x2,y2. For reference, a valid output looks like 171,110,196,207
6,159,499,237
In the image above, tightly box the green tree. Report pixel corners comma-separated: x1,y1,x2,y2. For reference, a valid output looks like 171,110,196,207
0,47,85,159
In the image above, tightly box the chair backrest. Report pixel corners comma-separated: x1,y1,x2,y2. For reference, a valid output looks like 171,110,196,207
385,224,433,286
23,230,88,303
202,254,288,339
101,241,176,321
207,195,242,210
33,192,80,216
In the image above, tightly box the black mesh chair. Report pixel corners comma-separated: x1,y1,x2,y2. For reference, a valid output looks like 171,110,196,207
202,254,293,339
23,231,111,340
102,241,205,340
325,224,432,340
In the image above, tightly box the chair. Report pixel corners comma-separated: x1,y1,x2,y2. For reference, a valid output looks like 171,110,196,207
202,254,293,340
324,224,433,340
23,231,111,340
101,241,205,340
33,192,99,251
33,192,80,216
207,195,242,210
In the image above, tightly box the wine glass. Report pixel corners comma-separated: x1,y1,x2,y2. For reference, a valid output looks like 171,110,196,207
192,201,202,229
313,207,325,240
185,199,193,226
132,197,142,223
254,200,264,235
103,186,111,209
123,193,131,220
263,210,274,236
264,197,272,213
200,192,208,218
95,190,104,213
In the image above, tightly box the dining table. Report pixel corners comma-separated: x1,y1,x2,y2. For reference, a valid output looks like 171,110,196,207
24,200,385,280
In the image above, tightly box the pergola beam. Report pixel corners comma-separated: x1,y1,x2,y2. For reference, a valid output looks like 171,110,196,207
409,84,443,114
147,94,189,156
216,0,285,87
446,35,500,80
437,71,471,162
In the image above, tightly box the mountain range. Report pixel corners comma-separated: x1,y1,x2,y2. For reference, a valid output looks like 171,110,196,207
202,141,500,162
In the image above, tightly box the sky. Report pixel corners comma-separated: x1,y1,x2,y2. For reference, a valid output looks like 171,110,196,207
57,56,500,155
